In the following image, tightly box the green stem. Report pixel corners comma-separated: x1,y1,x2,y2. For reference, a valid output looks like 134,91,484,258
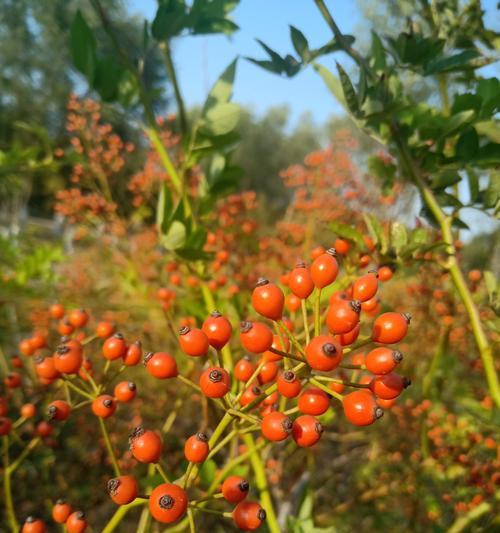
242,434,280,533
2,437,18,532
101,499,146,533
422,326,450,397
301,299,310,345
8,437,40,474
98,417,121,477
160,42,188,136
61,379,93,400
394,128,500,408
310,377,343,401
314,288,322,337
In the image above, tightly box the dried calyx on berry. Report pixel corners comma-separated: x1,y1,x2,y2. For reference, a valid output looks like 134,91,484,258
210,310,222,317
392,350,403,363
107,478,120,496
179,326,190,335
196,432,208,442
322,343,337,356
326,247,337,257
240,321,253,333
103,399,113,408
129,426,145,444
209,369,223,382
283,370,296,382
159,494,174,509
282,418,293,432
350,300,362,313
127,381,136,390
238,480,250,492
143,352,154,365
255,277,269,287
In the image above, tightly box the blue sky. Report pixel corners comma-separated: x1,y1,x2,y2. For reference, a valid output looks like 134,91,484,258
130,0,363,124
128,0,499,238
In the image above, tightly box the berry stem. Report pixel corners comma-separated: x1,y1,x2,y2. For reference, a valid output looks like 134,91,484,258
242,433,281,533
309,377,343,402
234,362,266,403
314,288,322,337
339,363,366,370
8,437,41,474
2,437,18,533
82,333,98,345
98,417,121,477
61,378,94,400
269,347,304,363
177,374,202,393
101,499,146,533
188,505,231,517
156,462,171,483
343,336,373,354
277,320,306,357
301,299,310,345
187,508,196,533
228,409,260,425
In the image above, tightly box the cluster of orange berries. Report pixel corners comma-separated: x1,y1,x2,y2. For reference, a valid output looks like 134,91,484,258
20,503,87,533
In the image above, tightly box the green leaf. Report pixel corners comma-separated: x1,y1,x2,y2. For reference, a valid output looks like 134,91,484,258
336,62,359,115
475,121,500,144
156,183,173,232
152,0,187,40
290,26,309,61
439,110,475,140
161,220,186,250
199,459,217,488
201,102,240,136
431,172,461,191
483,271,497,300
483,173,500,209
424,49,480,75
390,222,408,254
94,56,125,101
466,167,479,203
203,59,238,112
363,214,383,248
70,10,97,82
313,64,346,109
370,31,386,71
455,127,479,160
330,221,364,247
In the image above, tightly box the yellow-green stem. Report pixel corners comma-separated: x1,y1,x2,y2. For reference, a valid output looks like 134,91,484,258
2,437,18,532
101,499,146,533
98,417,121,477
242,434,280,533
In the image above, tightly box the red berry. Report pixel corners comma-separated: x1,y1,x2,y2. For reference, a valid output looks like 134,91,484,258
66,510,87,533
326,299,361,335
222,476,249,503
233,501,266,531
96,321,115,339
21,517,46,533
145,352,178,379
47,400,71,421
49,303,65,320
199,367,231,398
342,390,383,426
149,483,188,523
240,321,273,354
102,333,127,360
184,433,209,463
114,381,137,402
130,427,163,463
289,262,314,299
370,374,411,399
372,312,411,344
261,411,292,441
277,371,301,398
108,475,138,505
234,356,255,382
305,335,342,371
365,347,403,375
310,249,339,288
0,417,12,436
179,327,209,357
123,340,142,366
298,387,330,415
352,271,378,302
202,311,232,350
251,278,285,320
292,415,324,447
54,339,83,374
92,395,116,418
67,309,89,329
52,499,72,523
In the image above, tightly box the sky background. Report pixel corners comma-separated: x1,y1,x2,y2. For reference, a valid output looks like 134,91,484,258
128,0,499,238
